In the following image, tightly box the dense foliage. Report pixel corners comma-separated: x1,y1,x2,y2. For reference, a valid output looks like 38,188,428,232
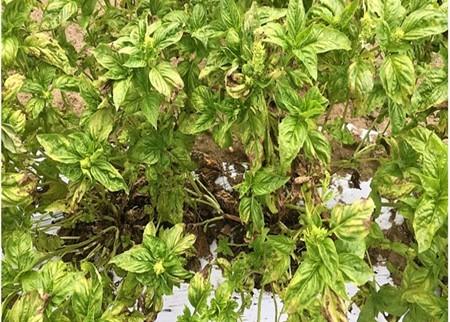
1,0,448,321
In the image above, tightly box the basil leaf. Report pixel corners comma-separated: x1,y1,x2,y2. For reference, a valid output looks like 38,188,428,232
90,160,128,192
37,134,80,164
278,115,307,170
380,54,415,105
330,199,375,241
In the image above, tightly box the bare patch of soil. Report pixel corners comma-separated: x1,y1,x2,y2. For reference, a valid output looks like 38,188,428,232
52,89,85,115
65,23,85,53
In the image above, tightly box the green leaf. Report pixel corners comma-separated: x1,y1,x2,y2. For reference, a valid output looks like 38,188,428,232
2,37,19,65
87,108,114,142
80,0,97,28
110,246,153,273
304,235,346,299
5,291,45,322
330,199,375,241
72,267,103,321
256,6,287,25
348,60,374,98
293,46,318,80
90,160,128,192
284,258,324,312
335,239,366,259
60,1,77,22
141,94,162,129
252,168,290,196
220,0,241,29
37,134,80,164
313,26,352,53
267,235,295,255
187,112,216,134
159,224,196,255
113,77,132,110
24,33,75,74
278,115,307,170
411,67,447,112
287,0,305,40
3,231,37,277
388,103,405,134
148,67,171,97
380,54,415,105
379,0,406,27
303,130,331,164
339,253,372,285
413,196,447,253
156,181,186,224
261,22,288,48
2,172,35,208
403,126,446,156
129,135,161,165
2,124,26,154
275,83,302,113
301,86,328,118
188,273,211,309
68,132,95,158
26,97,46,119
149,62,184,97
374,286,409,317
153,22,183,50
239,196,264,230
22,260,77,307
93,44,127,80
402,8,448,40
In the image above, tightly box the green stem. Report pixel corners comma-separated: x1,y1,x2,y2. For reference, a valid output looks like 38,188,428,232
228,243,248,247
365,250,377,286
257,286,264,322
192,215,224,227
60,236,81,240
192,198,220,211
238,291,246,314
354,117,379,155
35,226,118,266
272,287,278,322
285,203,305,211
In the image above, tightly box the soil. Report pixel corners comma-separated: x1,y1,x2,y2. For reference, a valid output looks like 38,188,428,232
55,117,388,266
51,89,85,115
65,23,85,53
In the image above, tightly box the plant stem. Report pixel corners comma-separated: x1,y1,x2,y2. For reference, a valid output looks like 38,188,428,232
354,117,379,155
272,288,278,322
257,285,264,322
285,203,305,211
192,215,224,227
35,226,118,266
238,291,246,314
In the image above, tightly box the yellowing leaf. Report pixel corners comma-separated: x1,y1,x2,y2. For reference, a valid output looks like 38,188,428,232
348,60,374,98
149,62,184,97
278,115,307,171
330,199,375,241
402,8,448,40
90,160,128,192
37,133,79,164
380,54,415,105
